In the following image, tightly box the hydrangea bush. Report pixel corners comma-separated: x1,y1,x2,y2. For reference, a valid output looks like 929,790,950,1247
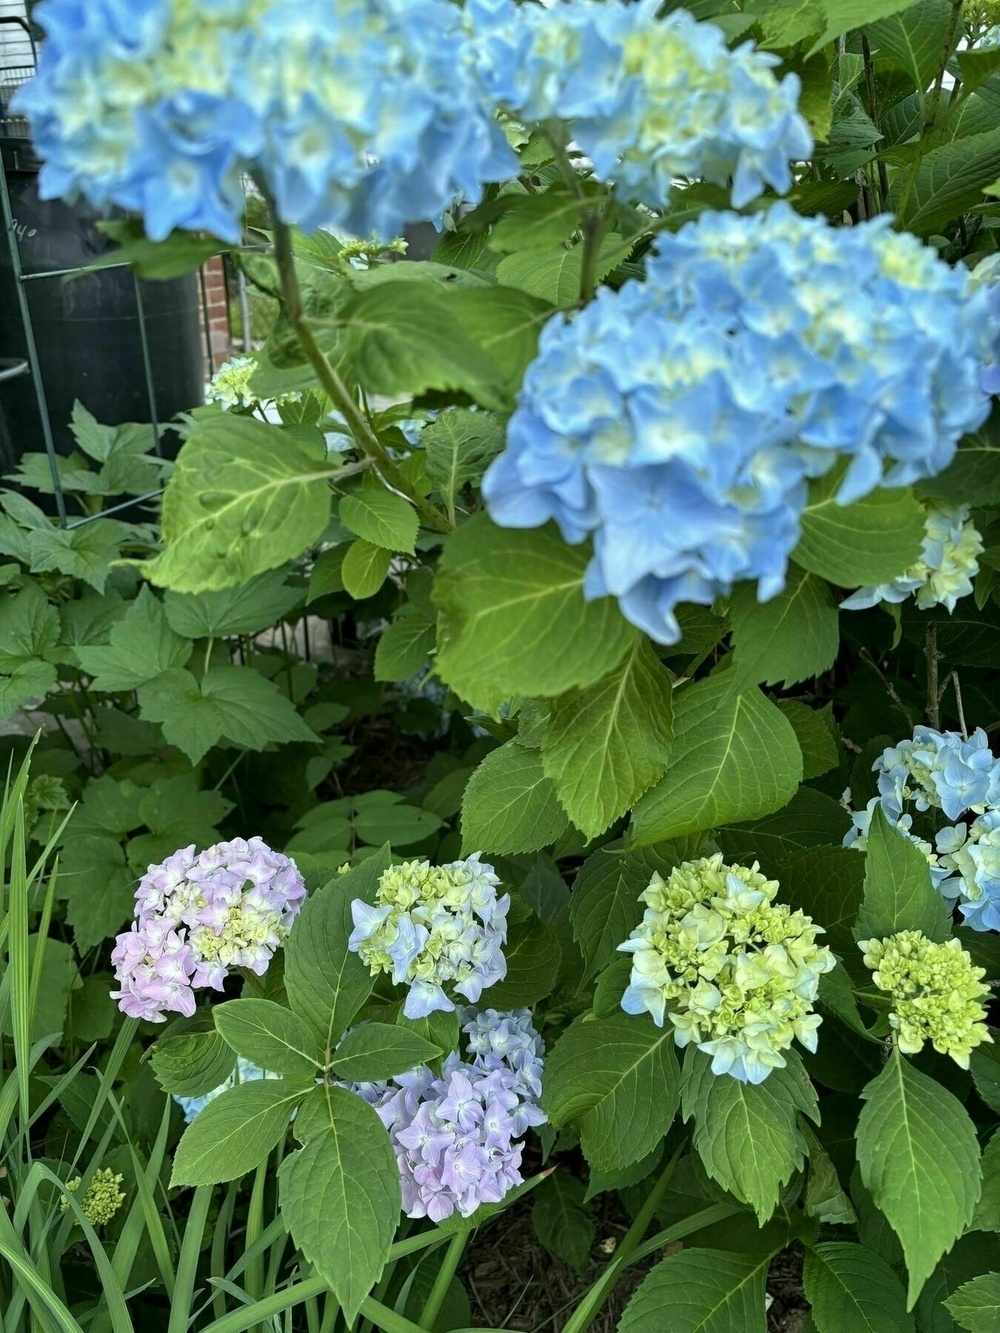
7,0,1000,1329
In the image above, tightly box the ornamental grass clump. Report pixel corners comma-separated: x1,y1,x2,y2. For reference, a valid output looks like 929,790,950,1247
348,853,509,1018
859,931,992,1067
618,854,835,1083
111,837,306,1021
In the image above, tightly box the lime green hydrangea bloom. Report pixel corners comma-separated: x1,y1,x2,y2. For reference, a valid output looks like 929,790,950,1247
619,854,835,1083
60,1169,126,1226
858,931,993,1068
207,355,301,413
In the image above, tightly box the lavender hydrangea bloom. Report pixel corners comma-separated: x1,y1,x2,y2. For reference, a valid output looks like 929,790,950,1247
466,0,811,210
111,837,305,1021
15,0,516,243
346,1007,546,1223
348,855,509,1019
484,206,994,643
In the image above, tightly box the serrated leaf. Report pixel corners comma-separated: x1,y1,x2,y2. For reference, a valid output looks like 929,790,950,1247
484,916,562,1009
619,1248,769,1333
970,1130,1000,1233
488,188,586,252
809,0,934,53
341,539,391,600
629,677,802,846
855,804,951,943
434,514,634,713
421,408,504,519
718,788,853,879
867,0,954,90
794,478,925,588
778,844,867,955
278,1084,400,1324
339,483,418,555
494,239,629,306
331,1023,442,1082
0,583,61,670
76,587,192,691
25,518,130,593
946,1274,1000,1331
918,421,1000,508
570,845,682,981
149,1030,236,1097
449,286,555,395
729,568,839,691
145,414,336,593
284,849,390,1056
0,661,57,722
139,664,318,764
891,129,1000,236
971,1045,1000,1114
541,637,673,839
59,835,135,952
461,742,569,855
681,1048,819,1223
803,1241,914,1332
543,1013,680,1171
214,999,323,1074
803,1127,858,1226
374,609,436,682
170,1079,311,1186
163,569,303,638
776,701,839,779
532,1172,594,1274
857,1050,981,1308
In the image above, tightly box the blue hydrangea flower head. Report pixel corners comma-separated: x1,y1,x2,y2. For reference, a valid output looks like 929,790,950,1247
173,1057,281,1123
16,0,516,242
484,206,995,643
348,854,509,1018
617,854,835,1084
465,0,811,209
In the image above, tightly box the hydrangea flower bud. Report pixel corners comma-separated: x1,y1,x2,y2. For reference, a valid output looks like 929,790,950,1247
60,1169,126,1226
484,206,993,644
173,1056,282,1123
111,837,306,1021
348,855,509,1019
16,0,516,243
618,854,835,1084
346,1006,546,1223
842,504,983,614
858,931,992,1067
465,0,811,210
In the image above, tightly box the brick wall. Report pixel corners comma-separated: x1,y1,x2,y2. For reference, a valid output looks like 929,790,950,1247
200,256,234,372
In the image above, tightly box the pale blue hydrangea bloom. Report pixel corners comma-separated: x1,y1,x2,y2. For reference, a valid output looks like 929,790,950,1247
845,728,1000,931
15,0,516,242
465,0,811,209
618,855,835,1084
346,1007,546,1223
173,1057,280,1123
484,206,994,643
348,855,509,1018
841,504,983,613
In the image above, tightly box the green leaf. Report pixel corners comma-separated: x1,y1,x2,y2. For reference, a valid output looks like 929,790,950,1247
214,999,324,1075
867,0,954,91
461,742,569,855
729,568,840,691
488,188,586,252
76,587,192,691
971,1045,1000,1114
619,1248,769,1333
170,1079,311,1186
308,547,346,602
145,414,336,593
494,239,629,306
435,515,634,712
149,1030,236,1098
341,540,391,600
970,1130,1000,1233
857,1049,982,1308
421,408,504,518
59,835,135,952
341,282,505,409
777,845,866,956
543,1013,681,1171
284,849,390,1055
855,804,951,944
776,701,839,780
374,609,436,682
891,129,1000,236
331,1023,442,1082
803,1241,914,1333
681,1048,819,1223
139,664,318,764
0,661,57,722
0,584,60,671
717,787,852,879
339,483,418,555
163,569,303,638
793,477,925,588
532,1172,595,1274
809,0,933,53
484,916,562,1009
803,1126,858,1226
540,637,673,839
278,1085,401,1324
449,286,555,397
629,677,802,846
25,518,130,593
919,421,1000,508
946,1274,1000,1332
92,220,225,278
570,845,683,980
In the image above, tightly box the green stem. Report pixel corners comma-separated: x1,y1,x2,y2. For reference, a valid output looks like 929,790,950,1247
418,1231,467,1332
926,622,942,730
269,215,452,534
578,204,615,307
894,0,965,224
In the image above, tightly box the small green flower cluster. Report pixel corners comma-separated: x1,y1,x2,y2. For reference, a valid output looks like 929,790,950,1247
859,931,993,1068
207,356,301,413
619,854,835,1083
60,1169,126,1226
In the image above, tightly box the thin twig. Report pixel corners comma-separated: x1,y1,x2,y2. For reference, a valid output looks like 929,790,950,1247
925,623,942,729
860,648,917,729
950,670,969,739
